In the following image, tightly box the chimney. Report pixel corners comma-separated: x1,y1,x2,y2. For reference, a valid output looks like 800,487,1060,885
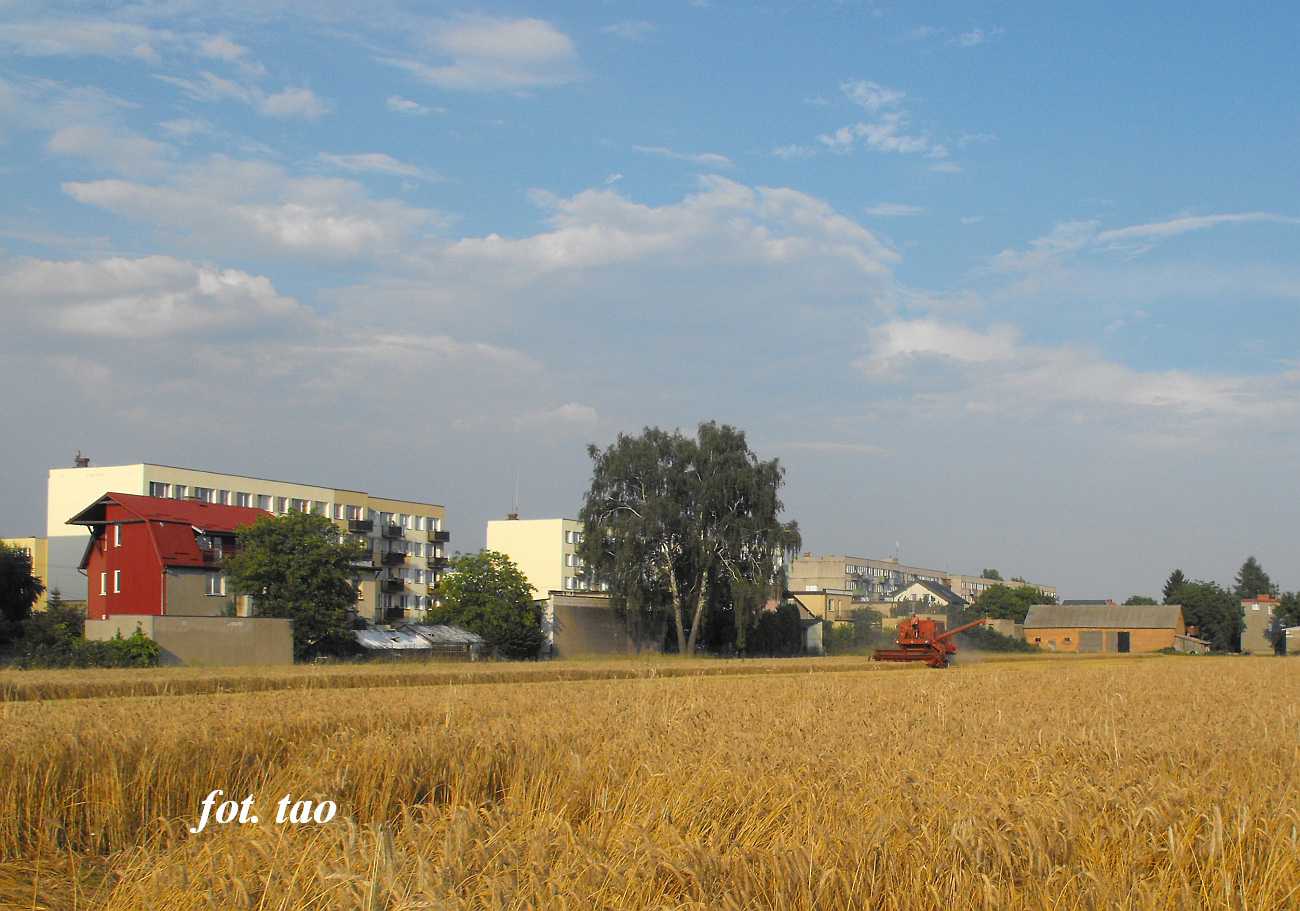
74,451,90,468
507,513,518,520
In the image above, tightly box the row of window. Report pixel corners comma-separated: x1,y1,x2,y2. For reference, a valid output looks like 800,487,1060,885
146,482,442,531
101,571,231,596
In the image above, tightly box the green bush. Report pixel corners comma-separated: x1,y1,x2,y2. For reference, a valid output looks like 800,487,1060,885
5,606,160,668
954,625,1037,653
823,608,892,655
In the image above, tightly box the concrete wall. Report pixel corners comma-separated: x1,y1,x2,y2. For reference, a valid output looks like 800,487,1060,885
545,592,644,657
86,615,293,666
164,569,231,617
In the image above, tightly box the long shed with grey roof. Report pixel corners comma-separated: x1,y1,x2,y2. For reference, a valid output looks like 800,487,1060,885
1022,604,1201,653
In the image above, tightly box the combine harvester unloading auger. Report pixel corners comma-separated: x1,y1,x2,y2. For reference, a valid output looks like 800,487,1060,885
872,615,987,668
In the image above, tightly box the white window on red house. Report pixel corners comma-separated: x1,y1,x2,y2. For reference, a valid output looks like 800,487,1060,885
112,570,120,593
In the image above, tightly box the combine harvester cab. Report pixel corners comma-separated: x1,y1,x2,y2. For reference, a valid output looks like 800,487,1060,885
872,615,986,668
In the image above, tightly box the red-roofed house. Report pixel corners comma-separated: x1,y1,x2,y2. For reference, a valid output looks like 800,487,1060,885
68,492,271,621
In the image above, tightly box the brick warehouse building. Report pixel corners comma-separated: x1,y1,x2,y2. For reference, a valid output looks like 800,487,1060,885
1022,604,1204,653
68,493,270,620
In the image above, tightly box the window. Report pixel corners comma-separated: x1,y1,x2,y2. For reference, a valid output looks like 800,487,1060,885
205,575,226,596
174,485,187,499
114,524,121,547
113,570,121,593
100,573,107,596
194,487,213,503
217,490,231,505
236,493,251,508
149,482,170,498
256,495,271,510
313,501,326,514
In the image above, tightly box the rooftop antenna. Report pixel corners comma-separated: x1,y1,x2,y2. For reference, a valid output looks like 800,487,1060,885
507,461,520,521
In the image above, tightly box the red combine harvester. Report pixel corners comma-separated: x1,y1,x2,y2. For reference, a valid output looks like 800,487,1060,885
872,615,987,668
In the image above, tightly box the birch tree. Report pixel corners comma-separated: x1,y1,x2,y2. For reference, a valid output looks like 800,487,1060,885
578,422,801,655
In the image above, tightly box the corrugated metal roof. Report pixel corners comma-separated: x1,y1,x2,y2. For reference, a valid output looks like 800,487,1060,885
404,624,485,645
1023,604,1183,630
355,624,485,650
355,629,431,650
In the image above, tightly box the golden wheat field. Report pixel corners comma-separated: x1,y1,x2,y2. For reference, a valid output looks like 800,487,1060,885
2,655,1298,910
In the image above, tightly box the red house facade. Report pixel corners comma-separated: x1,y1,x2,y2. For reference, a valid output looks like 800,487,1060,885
68,493,270,621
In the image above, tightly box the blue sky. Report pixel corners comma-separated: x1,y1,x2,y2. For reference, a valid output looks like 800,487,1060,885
1,0,1297,600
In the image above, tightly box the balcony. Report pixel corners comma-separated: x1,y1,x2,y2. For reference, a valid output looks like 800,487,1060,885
351,548,375,567
381,524,403,539
426,555,450,572
348,518,374,534
199,548,226,565
429,529,451,544
380,579,406,594
381,551,407,566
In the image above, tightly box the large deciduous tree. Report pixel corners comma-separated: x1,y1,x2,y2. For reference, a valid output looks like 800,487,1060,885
1,541,45,647
968,583,1057,623
1168,580,1244,652
578,422,801,655
430,551,543,660
224,511,365,661
1232,556,1277,600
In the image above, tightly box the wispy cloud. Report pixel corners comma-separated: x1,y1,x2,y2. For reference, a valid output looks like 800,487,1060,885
318,153,437,181
0,255,305,339
387,95,431,115
387,17,581,93
633,145,734,169
819,80,939,156
856,317,1300,433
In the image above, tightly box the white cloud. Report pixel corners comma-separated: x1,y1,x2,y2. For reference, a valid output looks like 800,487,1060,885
319,152,435,180
841,80,905,112
258,86,332,119
774,145,816,160
633,145,734,169
551,402,599,423
45,124,174,178
444,176,897,283
989,212,1300,295
387,95,431,115
390,17,581,92
0,255,304,338
0,21,170,62
856,317,1300,431
860,319,1018,374
63,157,436,262
819,82,937,156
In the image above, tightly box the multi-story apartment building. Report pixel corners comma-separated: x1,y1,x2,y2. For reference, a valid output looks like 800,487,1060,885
789,554,1056,605
46,460,448,623
485,517,598,596
0,536,49,611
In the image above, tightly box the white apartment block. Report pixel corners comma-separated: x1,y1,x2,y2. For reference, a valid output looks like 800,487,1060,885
47,460,448,623
485,517,601,596
789,554,1056,605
